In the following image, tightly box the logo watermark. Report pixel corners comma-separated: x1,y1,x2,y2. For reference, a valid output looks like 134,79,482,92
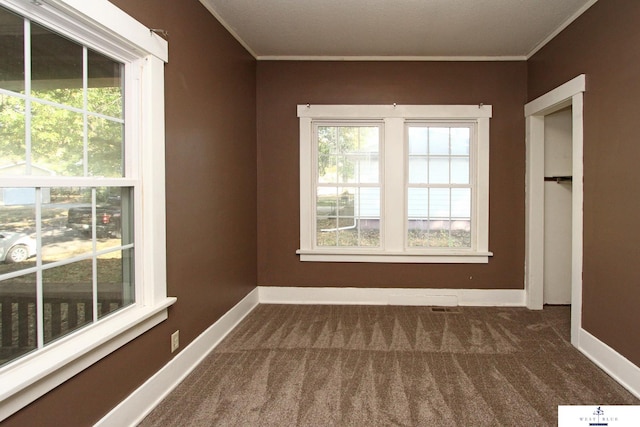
558,405,640,427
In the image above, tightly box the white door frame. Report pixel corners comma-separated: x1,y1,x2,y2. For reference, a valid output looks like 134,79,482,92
524,74,585,346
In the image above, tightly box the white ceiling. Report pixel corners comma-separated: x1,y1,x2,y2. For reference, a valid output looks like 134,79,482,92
199,0,598,60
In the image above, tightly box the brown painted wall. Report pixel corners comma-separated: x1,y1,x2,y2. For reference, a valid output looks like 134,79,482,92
4,1,257,425
528,0,640,366
257,61,527,289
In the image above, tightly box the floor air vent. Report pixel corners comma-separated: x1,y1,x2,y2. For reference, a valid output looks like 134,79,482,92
430,307,461,313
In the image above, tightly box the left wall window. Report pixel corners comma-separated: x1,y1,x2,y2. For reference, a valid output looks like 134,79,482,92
0,0,172,421
0,5,132,366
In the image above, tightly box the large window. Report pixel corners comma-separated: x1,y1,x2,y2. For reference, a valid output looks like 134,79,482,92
298,105,492,263
0,0,172,420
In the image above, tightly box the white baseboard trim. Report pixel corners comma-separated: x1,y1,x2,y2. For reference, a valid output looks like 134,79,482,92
95,288,260,427
578,328,640,399
258,286,526,307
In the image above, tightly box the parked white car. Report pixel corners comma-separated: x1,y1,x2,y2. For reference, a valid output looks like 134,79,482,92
0,231,36,263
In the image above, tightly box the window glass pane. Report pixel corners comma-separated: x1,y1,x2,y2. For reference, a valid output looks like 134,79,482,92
112,187,133,246
358,187,380,217
429,188,450,218
318,125,379,184
338,127,358,153
316,186,380,248
451,128,470,155
0,272,37,366
0,6,25,93
316,218,337,246
359,127,379,152
97,248,133,319
88,116,123,177
428,128,449,155
0,193,36,275
31,101,83,176
342,154,379,184
451,230,471,248
408,157,427,184
71,187,125,240
356,153,379,183
42,262,92,344
318,126,337,153
317,187,337,219
407,220,429,247
338,155,356,183
408,127,428,154
337,188,355,218
451,188,471,219
357,219,379,247
87,49,123,118
429,157,449,184
451,157,470,184
31,23,83,109
407,187,428,218
41,187,90,265
0,95,26,169
317,154,337,183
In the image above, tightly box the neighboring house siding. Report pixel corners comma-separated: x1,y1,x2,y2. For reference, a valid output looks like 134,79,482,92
0,163,54,205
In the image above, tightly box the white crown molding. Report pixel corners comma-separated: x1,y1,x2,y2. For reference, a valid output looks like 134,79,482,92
256,55,527,62
201,0,598,62
198,0,257,58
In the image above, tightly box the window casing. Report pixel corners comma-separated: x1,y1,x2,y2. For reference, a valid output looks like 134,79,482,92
298,104,492,263
0,0,172,421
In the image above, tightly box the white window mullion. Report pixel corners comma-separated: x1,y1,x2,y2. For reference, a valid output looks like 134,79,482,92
82,46,89,177
34,187,44,349
384,117,404,252
91,188,98,321
24,17,32,176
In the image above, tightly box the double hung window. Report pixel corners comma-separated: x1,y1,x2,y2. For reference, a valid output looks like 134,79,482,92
406,123,474,248
315,123,382,248
298,104,492,263
0,0,171,420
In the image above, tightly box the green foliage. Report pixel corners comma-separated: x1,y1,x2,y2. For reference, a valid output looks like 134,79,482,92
0,86,123,177
0,94,25,164
317,126,367,182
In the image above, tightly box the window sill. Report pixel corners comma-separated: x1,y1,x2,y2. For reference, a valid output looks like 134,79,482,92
0,296,177,422
296,249,492,263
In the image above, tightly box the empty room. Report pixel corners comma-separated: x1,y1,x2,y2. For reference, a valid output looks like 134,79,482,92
1,0,639,425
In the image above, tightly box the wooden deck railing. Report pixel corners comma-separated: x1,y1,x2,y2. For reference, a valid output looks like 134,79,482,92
0,283,125,365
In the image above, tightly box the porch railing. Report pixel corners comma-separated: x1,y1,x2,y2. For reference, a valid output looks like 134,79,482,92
0,283,124,365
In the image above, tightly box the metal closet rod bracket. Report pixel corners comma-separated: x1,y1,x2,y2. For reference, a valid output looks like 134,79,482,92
544,176,573,183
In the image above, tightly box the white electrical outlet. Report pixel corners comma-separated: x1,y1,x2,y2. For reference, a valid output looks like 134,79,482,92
171,330,179,353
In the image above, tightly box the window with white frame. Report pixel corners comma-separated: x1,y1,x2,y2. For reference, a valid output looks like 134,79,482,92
0,0,172,420
315,123,382,248
298,104,493,263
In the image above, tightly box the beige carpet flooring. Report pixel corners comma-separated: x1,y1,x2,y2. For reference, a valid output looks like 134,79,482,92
139,304,639,426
